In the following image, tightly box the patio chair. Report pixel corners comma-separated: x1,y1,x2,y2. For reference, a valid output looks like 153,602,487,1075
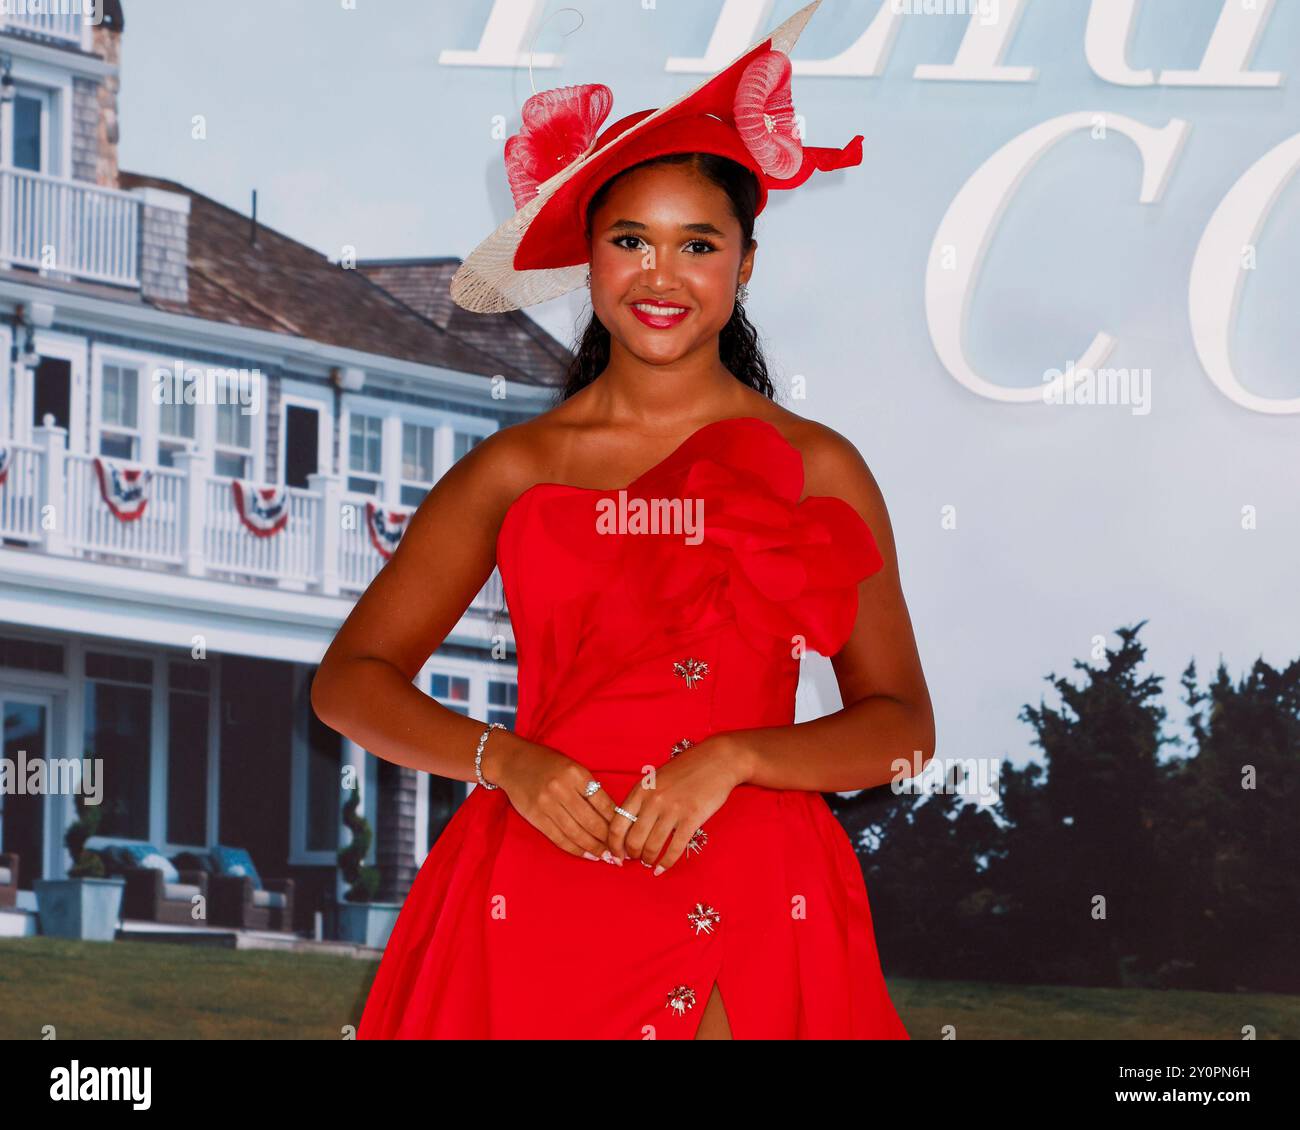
0,853,18,907
186,845,296,933
97,841,210,926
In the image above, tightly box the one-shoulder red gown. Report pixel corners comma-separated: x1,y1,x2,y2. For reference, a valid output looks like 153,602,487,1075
356,415,910,1040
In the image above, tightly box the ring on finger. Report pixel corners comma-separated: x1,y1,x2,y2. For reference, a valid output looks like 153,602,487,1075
583,779,602,798
612,804,638,823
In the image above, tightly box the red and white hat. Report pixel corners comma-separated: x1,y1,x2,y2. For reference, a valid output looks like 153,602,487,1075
450,0,864,314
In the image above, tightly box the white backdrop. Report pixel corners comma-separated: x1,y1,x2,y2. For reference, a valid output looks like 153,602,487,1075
122,0,1300,767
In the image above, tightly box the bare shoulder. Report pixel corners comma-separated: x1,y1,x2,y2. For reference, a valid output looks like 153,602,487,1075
441,404,578,519
769,410,897,562
766,411,882,508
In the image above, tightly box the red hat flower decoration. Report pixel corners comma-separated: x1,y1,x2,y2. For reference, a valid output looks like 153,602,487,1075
504,83,615,209
733,50,803,180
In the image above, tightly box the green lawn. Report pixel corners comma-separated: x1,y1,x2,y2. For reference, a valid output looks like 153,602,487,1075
1,938,1295,1039
0,938,376,1040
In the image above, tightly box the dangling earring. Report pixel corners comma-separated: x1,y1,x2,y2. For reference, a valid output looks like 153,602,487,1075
585,267,592,287
736,283,749,304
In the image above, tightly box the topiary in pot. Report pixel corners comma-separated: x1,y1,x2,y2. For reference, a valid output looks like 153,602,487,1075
65,789,107,879
337,788,380,903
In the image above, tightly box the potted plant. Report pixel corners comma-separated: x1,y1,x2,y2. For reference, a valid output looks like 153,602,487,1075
332,788,402,949
34,788,126,942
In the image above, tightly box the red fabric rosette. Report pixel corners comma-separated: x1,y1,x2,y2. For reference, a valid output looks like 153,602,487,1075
521,418,883,659
504,83,615,209
733,49,803,180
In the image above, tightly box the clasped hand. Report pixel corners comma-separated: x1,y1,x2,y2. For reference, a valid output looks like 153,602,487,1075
494,734,745,874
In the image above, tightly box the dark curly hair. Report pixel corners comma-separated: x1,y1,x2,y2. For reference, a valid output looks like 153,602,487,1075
557,152,775,402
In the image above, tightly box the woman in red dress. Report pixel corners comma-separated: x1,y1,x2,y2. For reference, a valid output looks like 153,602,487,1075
313,1,933,1040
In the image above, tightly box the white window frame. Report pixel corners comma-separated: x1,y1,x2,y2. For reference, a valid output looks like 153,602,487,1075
89,345,266,479
343,406,385,497
96,360,143,460
5,84,54,175
399,419,438,506
213,394,256,480
0,54,73,178
78,639,221,856
92,346,161,465
159,653,221,854
0,323,14,441
340,395,498,506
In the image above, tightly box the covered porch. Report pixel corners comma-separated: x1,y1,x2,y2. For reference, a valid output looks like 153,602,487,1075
0,548,510,939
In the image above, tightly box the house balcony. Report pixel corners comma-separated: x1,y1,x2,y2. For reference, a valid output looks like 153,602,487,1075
0,7,92,50
0,422,506,614
0,168,142,288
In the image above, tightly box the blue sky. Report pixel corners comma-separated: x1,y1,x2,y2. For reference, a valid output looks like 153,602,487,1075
120,0,1300,770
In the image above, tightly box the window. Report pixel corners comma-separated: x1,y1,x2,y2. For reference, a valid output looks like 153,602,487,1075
166,661,210,846
0,635,64,674
427,671,471,847
431,673,471,716
84,651,153,840
401,422,436,506
11,92,46,173
487,680,517,729
348,413,383,495
454,431,483,462
215,401,253,478
427,776,465,850
305,682,342,853
99,364,140,460
158,392,196,469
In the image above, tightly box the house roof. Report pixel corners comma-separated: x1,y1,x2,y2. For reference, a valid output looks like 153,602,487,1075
117,173,570,387
357,257,577,379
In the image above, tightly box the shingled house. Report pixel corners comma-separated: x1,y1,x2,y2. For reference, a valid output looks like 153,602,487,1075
0,3,569,937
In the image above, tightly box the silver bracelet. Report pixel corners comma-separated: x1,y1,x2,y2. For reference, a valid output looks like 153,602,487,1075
475,722,506,790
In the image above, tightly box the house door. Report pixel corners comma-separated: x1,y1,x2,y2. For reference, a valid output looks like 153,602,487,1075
0,689,55,890
32,357,72,436
283,404,320,489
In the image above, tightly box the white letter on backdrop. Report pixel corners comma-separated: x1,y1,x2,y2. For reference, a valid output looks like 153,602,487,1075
1087,0,1282,88
1160,0,1281,87
915,0,1037,83
1085,0,1154,86
1189,131,1300,414
925,112,1189,404
667,0,774,73
439,0,559,68
667,0,906,78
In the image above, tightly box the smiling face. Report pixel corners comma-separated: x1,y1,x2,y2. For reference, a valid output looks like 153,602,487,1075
586,159,757,368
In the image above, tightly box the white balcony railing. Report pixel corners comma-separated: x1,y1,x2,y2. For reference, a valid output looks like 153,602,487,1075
0,440,42,541
204,475,321,585
0,169,141,288
0,7,86,45
0,5,90,47
65,451,186,563
3,422,507,615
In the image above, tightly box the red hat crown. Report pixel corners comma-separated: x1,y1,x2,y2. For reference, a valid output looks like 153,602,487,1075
503,51,807,210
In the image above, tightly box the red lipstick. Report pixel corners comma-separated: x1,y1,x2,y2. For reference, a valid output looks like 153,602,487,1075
629,300,690,330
